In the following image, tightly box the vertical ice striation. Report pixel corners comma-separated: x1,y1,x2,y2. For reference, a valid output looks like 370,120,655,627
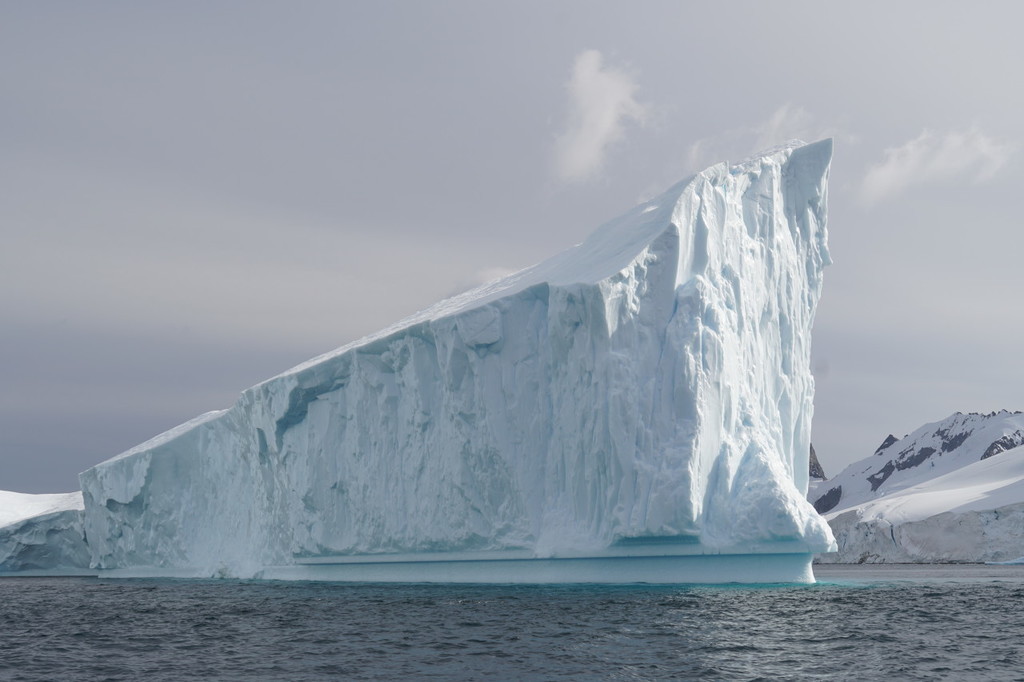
79,140,835,581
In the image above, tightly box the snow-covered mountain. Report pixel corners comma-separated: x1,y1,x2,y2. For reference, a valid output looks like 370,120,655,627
2,140,836,583
811,411,1024,563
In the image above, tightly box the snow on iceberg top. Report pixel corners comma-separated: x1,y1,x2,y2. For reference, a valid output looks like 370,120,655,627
274,138,833,381
0,490,83,528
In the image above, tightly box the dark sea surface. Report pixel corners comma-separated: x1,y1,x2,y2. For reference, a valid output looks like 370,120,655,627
2,564,1023,681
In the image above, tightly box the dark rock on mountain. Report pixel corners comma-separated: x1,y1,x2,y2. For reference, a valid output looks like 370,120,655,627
867,461,895,492
813,485,842,514
982,431,1024,460
809,444,826,480
874,434,898,456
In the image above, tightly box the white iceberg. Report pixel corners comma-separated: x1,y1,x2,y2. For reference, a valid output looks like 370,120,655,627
0,490,90,574
76,140,835,583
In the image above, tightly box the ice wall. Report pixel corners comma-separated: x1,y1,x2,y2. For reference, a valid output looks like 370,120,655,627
80,140,835,579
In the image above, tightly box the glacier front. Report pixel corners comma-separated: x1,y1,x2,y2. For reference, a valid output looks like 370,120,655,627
79,140,836,583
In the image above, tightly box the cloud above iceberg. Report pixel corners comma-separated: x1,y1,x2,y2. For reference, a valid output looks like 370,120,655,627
684,104,842,174
752,103,816,151
861,128,1013,204
553,50,647,183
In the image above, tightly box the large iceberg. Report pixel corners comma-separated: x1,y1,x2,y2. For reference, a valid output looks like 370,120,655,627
78,140,835,583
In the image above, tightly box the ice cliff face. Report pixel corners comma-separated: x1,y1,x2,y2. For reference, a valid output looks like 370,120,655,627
811,411,1024,563
80,140,835,578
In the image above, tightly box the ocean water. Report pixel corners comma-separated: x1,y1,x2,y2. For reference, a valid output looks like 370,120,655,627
2,565,1022,681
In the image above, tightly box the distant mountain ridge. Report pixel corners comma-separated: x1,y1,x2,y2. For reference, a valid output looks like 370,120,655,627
811,410,1024,514
810,410,1024,563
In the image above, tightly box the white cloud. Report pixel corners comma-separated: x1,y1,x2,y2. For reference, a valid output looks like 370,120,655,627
684,103,839,173
752,103,816,151
553,50,648,183
861,128,1013,204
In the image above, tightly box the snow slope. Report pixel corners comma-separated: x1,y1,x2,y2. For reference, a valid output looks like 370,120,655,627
832,443,1024,525
0,491,90,573
811,411,1024,563
0,490,82,528
78,140,835,582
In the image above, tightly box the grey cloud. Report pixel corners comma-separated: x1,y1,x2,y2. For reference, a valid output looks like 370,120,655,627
3,1,1024,491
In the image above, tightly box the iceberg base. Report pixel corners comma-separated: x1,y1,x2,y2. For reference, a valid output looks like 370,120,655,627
258,552,818,584
0,568,98,577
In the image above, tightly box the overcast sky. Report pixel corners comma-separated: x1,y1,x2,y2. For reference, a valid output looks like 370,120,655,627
3,1,1022,493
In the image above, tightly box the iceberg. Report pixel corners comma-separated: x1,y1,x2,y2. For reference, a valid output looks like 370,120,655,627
76,140,835,583
0,491,91,574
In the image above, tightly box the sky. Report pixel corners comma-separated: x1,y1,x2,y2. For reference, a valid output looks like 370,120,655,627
2,1,1022,493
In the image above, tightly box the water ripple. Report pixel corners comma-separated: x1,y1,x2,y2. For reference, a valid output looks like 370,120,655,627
1,566,1023,680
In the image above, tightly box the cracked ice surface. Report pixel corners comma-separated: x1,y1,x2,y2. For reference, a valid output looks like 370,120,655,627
80,140,836,579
